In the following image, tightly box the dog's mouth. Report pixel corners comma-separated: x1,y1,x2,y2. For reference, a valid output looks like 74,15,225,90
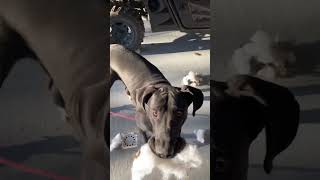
148,136,186,159
148,137,156,154
173,137,186,154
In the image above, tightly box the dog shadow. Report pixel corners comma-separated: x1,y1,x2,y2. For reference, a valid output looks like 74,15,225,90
293,40,320,76
141,33,210,55
300,109,320,124
290,84,320,97
250,164,320,173
0,135,80,166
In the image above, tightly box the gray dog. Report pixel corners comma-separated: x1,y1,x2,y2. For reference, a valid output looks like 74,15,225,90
0,1,108,179
211,75,300,180
110,44,204,158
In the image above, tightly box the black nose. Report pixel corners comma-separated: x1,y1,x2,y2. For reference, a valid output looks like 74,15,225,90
156,144,175,159
157,153,172,159
158,154,167,158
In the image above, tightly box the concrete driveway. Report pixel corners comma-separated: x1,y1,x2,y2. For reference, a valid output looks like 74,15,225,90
110,22,210,179
0,60,81,180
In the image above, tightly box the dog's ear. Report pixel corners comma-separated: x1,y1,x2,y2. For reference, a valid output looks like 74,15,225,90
263,99,300,174
131,85,157,111
181,85,204,116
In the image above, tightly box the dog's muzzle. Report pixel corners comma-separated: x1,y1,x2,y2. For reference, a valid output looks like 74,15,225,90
148,136,186,159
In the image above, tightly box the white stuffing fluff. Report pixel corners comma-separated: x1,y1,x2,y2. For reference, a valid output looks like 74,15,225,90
232,30,275,75
193,129,209,144
182,71,203,87
250,30,273,47
231,48,253,74
131,143,202,180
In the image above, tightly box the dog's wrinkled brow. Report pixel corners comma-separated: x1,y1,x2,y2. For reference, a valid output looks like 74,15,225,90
150,91,168,109
150,89,185,111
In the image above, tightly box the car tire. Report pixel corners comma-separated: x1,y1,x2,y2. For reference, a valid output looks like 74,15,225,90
110,6,145,51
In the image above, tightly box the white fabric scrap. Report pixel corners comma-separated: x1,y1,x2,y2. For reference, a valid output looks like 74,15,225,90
193,129,209,144
231,48,252,74
110,133,123,152
232,30,275,74
182,71,203,87
131,143,202,180
250,30,273,47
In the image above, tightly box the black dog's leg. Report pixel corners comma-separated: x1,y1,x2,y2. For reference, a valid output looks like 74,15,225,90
0,22,18,87
0,19,35,87
0,56,15,88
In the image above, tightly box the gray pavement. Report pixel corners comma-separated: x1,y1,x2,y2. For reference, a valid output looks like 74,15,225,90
110,27,210,179
0,60,81,179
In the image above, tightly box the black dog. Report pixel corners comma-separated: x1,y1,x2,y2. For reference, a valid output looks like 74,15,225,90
110,44,204,158
211,75,300,180
0,1,108,179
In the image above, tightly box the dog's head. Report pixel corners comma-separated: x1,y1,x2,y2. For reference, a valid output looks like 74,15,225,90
211,76,299,179
133,85,204,158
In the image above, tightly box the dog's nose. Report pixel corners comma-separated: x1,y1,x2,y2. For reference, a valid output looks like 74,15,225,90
157,152,172,158
156,147,175,158
158,154,167,158
154,137,176,158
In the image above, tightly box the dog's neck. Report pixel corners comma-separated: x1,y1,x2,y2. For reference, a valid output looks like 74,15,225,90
110,46,170,91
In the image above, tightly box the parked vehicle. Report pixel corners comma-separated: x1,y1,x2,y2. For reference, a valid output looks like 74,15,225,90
110,0,210,50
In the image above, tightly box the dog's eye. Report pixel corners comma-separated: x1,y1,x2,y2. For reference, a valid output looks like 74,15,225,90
152,111,158,117
176,111,183,117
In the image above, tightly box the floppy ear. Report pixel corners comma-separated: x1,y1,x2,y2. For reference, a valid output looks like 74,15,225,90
131,85,157,111
263,99,300,174
181,85,204,116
